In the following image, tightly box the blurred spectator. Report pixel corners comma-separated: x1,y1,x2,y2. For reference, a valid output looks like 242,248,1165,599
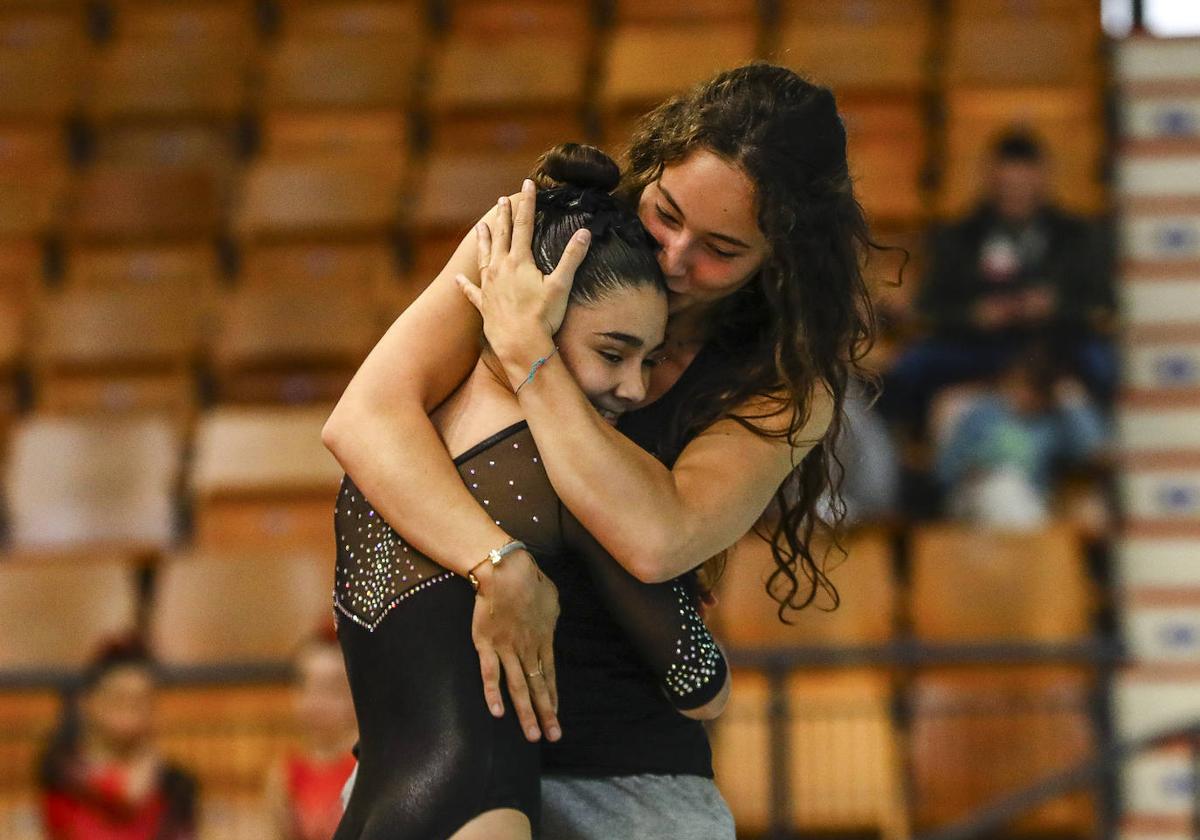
38,637,197,840
819,380,900,525
263,626,357,840
881,129,1116,431
933,344,1109,529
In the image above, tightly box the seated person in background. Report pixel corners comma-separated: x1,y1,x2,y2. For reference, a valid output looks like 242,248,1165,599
933,344,1109,529
38,637,197,840
881,129,1116,431
264,626,358,840
817,379,899,525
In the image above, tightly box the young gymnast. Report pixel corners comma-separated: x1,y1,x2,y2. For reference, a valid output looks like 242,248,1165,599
331,144,729,840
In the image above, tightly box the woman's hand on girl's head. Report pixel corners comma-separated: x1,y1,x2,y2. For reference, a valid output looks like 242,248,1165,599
456,180,591,389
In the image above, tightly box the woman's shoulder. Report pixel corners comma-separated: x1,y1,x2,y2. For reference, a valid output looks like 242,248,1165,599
731,378,835,444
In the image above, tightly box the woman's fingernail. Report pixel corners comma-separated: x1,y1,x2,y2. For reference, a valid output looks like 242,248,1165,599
498,196,508,206
491,703,503,716
527,727,541,740
578,230,591,244
523,178,534,191
548,725,562,741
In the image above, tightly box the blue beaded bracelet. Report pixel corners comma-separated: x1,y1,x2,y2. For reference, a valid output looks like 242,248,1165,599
514,346,559,395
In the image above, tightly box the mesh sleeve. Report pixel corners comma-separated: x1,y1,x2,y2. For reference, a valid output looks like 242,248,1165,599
561,512,727,712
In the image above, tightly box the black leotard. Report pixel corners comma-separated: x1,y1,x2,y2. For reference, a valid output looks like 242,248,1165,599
332,422,726,840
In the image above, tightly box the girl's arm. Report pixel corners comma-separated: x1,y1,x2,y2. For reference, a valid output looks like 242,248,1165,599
459,184,834,583
561,512,731,720
321,198,591,742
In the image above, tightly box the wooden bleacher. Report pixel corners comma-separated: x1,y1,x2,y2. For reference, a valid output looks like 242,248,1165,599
188,404,342,551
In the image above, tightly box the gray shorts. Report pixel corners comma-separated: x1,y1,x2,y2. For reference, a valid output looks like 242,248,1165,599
540,774,735,840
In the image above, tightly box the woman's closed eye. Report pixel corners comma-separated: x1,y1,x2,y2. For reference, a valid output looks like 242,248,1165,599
658,204,739,259
598,350,624,364
655,204,680,228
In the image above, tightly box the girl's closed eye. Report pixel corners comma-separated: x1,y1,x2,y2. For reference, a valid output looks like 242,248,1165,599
655,205,679,227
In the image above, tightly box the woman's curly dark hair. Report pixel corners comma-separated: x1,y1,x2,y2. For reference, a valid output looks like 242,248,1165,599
618,63,887,620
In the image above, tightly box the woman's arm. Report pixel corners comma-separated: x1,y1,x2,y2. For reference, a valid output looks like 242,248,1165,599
322,225,495,572
522,361,832,583
322,198,590,742
458,186,834,582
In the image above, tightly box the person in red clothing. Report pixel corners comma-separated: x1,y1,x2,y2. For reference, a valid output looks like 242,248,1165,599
38,637,197,840
263,627,358,840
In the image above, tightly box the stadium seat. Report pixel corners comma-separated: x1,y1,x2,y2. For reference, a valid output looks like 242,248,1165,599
598,24,759,144
946,0,1100,88
156,682,296,794
240,241,394,290
0,554,140,670
189,405,342,550
446,0,591,38
88,42,249,123
0,241,40,366
909,523,1093,643
233,159,403,242
91,123,241,182
211,281,383,404
0,124,68,169
714,526,897,648
938,87,1106,216
712,668,906,839
610,0,758,25
0,242,37,441
840,97,928,224
196,795,276,840
150,549,334,666
261,36,422,113
0,794,41,840
239,241,411,324
30,285,203,416
67,164,223,243
259,111,409,168
409,151,535,282
427,36,588,153
0,46,86,122
0,164,68,239
909,665,1097,835
107,0,258,51
0,4,85,50
5,413,182,552
276,0,424,38
65,244,220,296
0,3,87,146
0,689,60,794
774,0,931,94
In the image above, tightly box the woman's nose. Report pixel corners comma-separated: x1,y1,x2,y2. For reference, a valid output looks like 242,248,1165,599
658,235,689,279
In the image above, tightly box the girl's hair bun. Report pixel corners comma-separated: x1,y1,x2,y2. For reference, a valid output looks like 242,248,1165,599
532,143,621,193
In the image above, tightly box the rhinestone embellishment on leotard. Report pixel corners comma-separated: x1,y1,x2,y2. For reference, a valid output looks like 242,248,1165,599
333,479,454,632
664,581,722,699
